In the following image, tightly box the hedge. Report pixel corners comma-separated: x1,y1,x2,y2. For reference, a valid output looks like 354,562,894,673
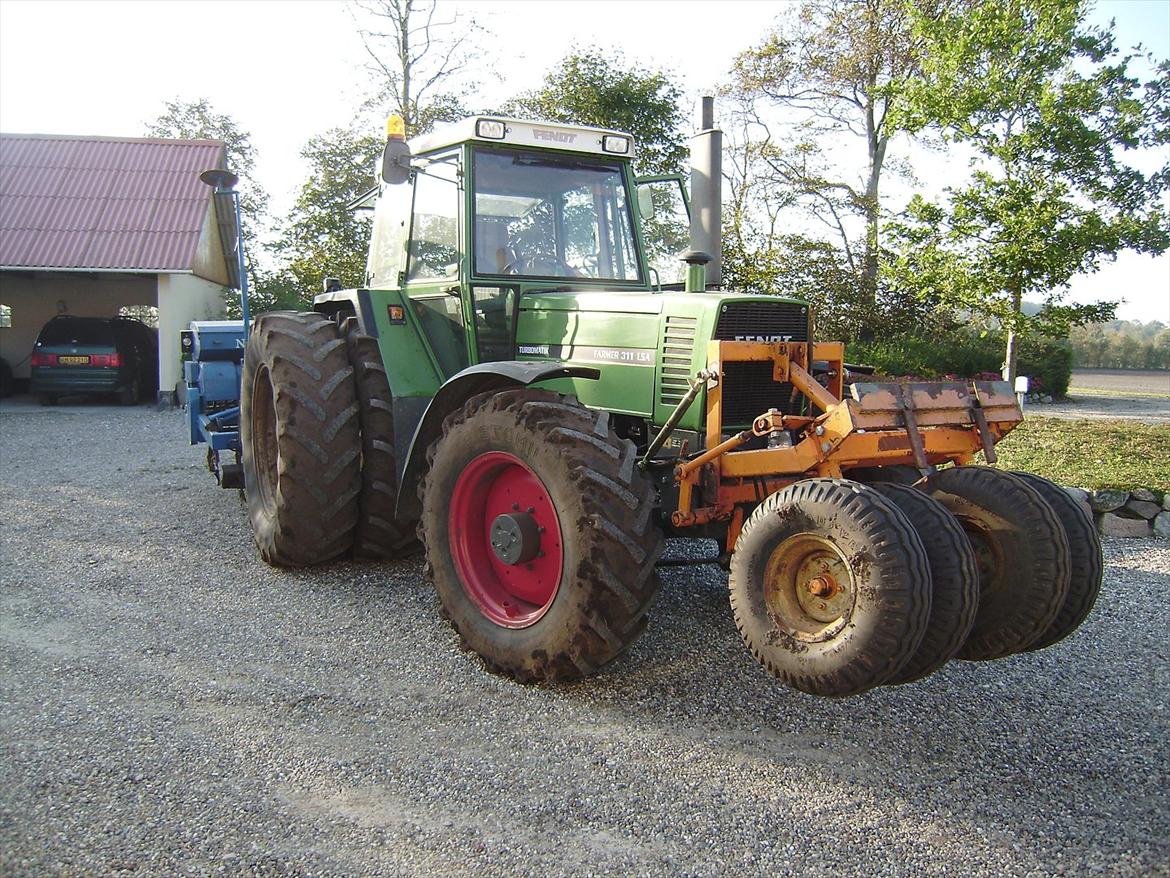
849,329,1074,397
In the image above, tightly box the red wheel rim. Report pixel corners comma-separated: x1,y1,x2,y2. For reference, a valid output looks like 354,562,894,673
448,451,564,628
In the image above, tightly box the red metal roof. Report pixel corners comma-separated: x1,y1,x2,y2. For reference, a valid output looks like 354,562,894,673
0,133,226,272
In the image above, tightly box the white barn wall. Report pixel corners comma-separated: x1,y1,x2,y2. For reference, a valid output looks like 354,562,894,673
157,273,225,397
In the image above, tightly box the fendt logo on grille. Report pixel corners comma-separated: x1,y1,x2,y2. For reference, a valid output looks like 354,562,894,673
735,334,794,342
532,129,577,143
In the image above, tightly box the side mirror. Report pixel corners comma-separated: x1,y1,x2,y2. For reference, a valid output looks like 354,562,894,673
381,139,412,185
637,186,655,221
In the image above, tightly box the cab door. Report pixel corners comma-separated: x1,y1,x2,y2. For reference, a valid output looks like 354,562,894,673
402,151,470,379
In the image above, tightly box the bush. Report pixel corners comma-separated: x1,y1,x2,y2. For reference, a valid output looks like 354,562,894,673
849,328,1074,397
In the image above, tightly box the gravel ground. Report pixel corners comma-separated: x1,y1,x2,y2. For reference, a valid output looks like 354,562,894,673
1,402,1168,878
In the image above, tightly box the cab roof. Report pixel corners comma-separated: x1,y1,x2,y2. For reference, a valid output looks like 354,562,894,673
408,117,637,160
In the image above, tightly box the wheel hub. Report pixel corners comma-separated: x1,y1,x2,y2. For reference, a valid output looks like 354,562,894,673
490,512,542,565
448,451,564,629
763,533,857,639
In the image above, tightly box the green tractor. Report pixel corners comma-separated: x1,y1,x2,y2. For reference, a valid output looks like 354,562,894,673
239,107,1101,697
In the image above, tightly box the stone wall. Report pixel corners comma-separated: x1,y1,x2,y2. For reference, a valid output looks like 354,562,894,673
1065,488,1170,539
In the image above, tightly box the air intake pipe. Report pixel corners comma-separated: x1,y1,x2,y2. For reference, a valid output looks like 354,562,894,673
689,96,722,288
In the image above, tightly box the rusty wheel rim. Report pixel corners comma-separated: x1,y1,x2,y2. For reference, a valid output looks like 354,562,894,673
763,533,856,642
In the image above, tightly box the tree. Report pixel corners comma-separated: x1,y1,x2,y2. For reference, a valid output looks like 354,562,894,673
268,126,381,300
724,0,949,327
888,0,1170,381
144,98,269,251
350,0,481,136
505,51,688,178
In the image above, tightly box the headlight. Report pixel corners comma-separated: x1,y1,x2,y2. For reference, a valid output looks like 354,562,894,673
476,119,506,139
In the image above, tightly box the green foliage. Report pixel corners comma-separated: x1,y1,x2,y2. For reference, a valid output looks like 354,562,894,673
721,231,934,340
723,0,939,322
266,126,379,301
224,271,312,319
887,0,1170,377
505,51,687,177
991,417,1170,492
1070,320,1170,369
850,325,1075,395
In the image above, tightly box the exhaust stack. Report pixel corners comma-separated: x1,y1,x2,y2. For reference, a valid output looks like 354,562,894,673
689,96,722,288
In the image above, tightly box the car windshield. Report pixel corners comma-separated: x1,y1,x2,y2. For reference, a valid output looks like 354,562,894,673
38,319,114,346
472,148,642,281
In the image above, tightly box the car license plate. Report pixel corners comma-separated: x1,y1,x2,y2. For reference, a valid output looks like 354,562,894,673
58,355,89,365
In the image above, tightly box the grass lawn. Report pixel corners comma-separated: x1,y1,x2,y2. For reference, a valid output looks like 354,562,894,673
1066,386,1170,400
989,417,1170,493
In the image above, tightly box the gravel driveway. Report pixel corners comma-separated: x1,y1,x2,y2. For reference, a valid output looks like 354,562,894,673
1,402,1168,878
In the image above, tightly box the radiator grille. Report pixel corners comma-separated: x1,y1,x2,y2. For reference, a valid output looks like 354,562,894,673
715,300,809,342
659,315,697,407
720,362,805,425
714,301,810,425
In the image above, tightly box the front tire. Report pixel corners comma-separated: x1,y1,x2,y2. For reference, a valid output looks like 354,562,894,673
240,312,361,566
421,389,663,683
729,479,932,697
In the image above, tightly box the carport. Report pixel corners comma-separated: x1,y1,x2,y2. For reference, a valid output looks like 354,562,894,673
0,133,236,401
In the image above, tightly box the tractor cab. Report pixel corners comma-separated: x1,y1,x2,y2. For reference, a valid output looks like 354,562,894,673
331,116,694,380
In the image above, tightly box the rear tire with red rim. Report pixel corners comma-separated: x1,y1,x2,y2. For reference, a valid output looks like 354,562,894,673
421,388,664,682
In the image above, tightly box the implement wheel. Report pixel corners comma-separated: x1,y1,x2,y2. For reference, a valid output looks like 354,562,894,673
421,389,663,682
1011,472,1102,651
343,318,418,560
240,311,360,566
917,466,1070,660
870,483,979,684
729,479,932,697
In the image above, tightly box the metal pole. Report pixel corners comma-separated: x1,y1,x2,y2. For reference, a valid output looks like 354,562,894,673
230,189,250,336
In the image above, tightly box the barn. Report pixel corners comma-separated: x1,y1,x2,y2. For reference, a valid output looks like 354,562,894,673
0,133,238,401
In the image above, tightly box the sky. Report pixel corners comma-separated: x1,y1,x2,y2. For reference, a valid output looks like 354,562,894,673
1,0,1168,322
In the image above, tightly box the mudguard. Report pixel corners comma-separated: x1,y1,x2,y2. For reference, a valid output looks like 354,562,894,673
394,361,601,519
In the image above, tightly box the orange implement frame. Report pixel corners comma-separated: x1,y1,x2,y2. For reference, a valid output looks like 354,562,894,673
671,341,1024,550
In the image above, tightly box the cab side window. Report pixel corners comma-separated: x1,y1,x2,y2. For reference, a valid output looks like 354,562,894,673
407,157,460,281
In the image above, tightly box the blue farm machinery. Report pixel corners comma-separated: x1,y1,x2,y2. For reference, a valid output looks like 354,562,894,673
181,320,246,488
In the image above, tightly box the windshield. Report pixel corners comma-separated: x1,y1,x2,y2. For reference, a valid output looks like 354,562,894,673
38,318,115,347
472,148,642,282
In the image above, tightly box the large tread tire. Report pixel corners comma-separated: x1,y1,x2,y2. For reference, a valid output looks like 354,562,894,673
917,466,1070,661
729,478,932,697
420,388,664,683
342,318,419,560
240,311,361,567
1011,471,1103,651
870,482,979,684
